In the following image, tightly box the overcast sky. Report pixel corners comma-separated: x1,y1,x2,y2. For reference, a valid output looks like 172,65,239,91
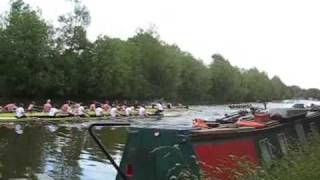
1,0,319,89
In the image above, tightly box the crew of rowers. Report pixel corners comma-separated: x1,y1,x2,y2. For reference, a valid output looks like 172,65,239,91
0,100,164,119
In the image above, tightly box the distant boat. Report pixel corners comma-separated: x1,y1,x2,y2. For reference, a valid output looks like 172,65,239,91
228,104,252,109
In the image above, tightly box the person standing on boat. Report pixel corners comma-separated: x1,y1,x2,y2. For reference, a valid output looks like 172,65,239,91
139,105,147,117
155,102,164,115
15,103,26,118
4,103,17,112
43,99,52,113
263,102,267,110
95,104,104,117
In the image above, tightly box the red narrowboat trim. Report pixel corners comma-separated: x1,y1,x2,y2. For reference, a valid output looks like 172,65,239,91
194,138,258,179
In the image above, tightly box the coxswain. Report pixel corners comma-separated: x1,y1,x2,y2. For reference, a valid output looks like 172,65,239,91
43,99,52,113
48,105,59,117
110,105,118,118
4,103,17,112
155,102,164,115
27,101,35,113
15,103,26,118
139,105,147,117
61,100,71,113
95,104,104,117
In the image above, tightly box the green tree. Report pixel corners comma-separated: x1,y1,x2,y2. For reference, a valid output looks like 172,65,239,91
0,0,53,97
53,0,91,97
129,29,180,100
209,54,244,103
177,53,210,103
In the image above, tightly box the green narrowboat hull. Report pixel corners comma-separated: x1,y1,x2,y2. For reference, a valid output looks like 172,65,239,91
115,112,320,180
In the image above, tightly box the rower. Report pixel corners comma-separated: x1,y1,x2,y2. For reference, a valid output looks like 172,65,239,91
89,101,97,112
27,101,35,113
134,100,139,109
15,103,26,118
102,100,111,112
155,101,164,115
43,99,52,113
75,103,86,117
139,105,147,117
61,100,71,113
121,103,127,111
4,103,17,112
48,105,59,117
95,104,104,117
125,106,134,116
110,104,118,118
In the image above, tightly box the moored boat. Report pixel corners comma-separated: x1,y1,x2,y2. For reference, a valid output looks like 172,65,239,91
88,109,320,180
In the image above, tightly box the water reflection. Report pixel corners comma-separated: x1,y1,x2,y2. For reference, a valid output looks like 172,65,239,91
0,124,127,180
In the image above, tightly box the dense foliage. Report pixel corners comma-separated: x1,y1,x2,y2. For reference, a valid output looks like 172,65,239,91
242,138,320,180
0,0,314,103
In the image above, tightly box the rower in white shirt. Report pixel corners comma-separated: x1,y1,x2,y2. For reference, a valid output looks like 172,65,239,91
155,102,164,115
75,103,86,117
139,105,147,117
95,105,104,117
125,106,134,116
15,103,26,118
110,105,117,118
48,106,60,117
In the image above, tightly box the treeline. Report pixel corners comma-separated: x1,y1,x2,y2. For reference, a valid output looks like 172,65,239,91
0,0,299,103
290,86,320,100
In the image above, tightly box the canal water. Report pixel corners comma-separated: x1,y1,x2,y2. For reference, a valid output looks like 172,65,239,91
0,100,316,179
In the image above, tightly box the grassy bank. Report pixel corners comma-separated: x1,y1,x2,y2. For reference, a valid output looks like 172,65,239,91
242,137,320,180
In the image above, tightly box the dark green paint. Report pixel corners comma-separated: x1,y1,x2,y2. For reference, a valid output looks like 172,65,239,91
117,128,200,180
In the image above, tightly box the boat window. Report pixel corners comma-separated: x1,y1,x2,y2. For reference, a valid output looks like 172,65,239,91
259,138,273,163
295,124,306,143
309,122,319,138
277,133,289,155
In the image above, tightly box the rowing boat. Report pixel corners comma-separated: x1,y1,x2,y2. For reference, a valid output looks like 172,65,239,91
0,110,182,123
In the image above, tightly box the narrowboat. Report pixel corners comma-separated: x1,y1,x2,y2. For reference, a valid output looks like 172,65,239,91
88,109,320,180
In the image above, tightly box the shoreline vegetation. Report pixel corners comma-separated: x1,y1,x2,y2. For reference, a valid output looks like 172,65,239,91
242,137,320,180
0,0,320,105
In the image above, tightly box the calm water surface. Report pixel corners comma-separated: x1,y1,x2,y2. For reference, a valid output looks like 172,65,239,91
0,100,317,179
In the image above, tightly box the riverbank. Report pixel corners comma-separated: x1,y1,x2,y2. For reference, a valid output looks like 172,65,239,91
240,137,320,180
